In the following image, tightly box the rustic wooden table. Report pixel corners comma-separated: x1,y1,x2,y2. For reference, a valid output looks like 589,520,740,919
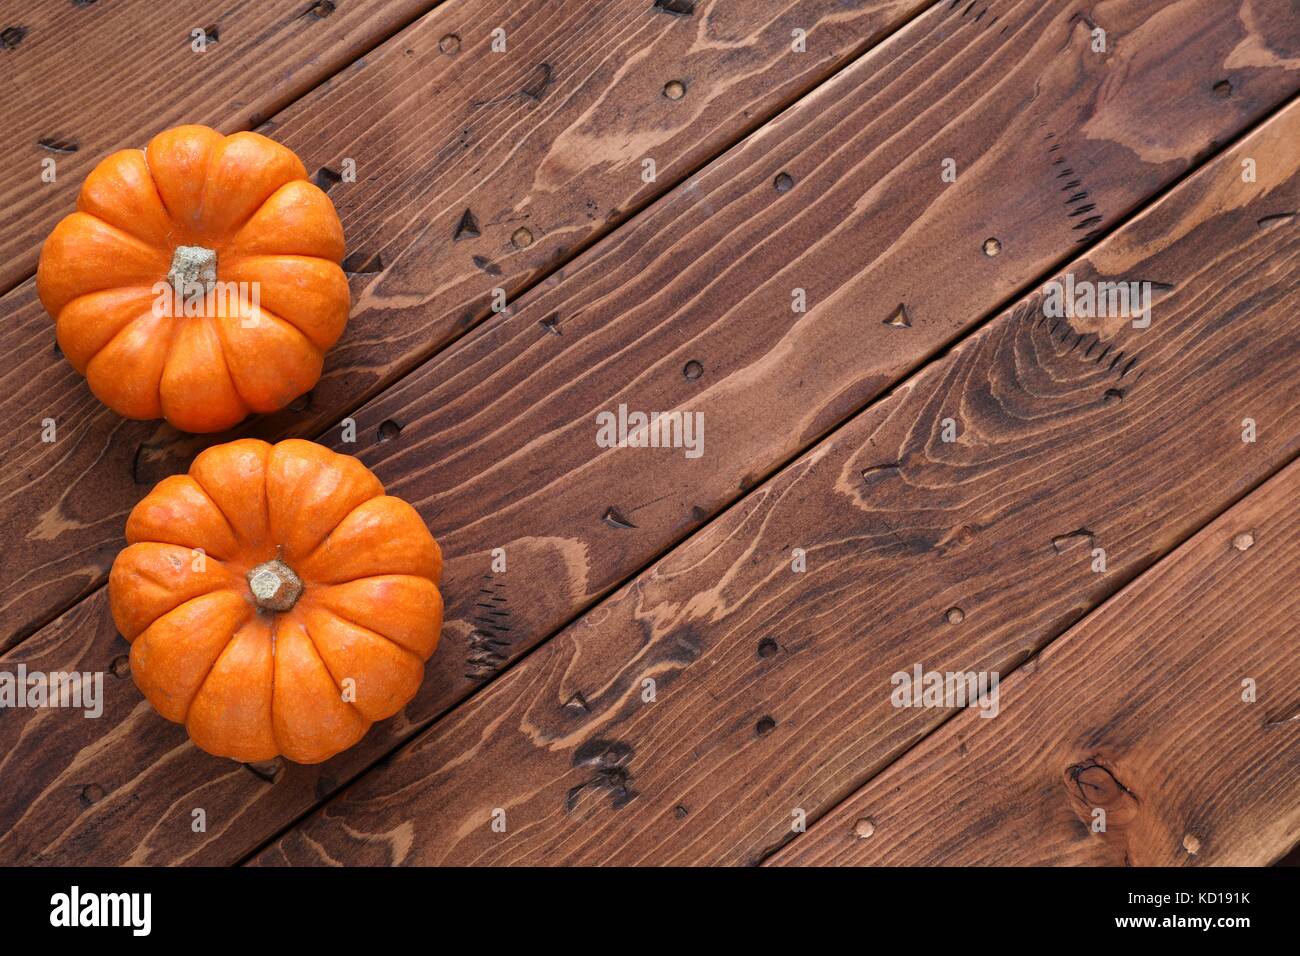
0,0,1297,866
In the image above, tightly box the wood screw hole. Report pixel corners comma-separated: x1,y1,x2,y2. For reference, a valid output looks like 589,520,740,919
439,34,460,54
757,637,779,658
1232,532,1254,552
377,419,402,442
512,227,533,248
1212,79,1232,98
663,80,686,100
774,172,794,193
853,818,875,839
683,360,703,380
982,237,1001,256
756,715,777,736
945,607,965,625
110,655,130,678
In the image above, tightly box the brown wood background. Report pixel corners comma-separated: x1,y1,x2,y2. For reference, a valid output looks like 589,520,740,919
0,0,1296,867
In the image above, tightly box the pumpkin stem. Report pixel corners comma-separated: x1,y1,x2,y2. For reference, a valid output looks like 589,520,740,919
167,244,218,305
246,558,304,612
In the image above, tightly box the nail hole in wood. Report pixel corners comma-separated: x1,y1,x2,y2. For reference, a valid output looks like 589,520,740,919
755,715,777,736
653,0,696,15
883,304,912,328
313,166,342,192
1052,528,1095,554
521,63,553,101
453,208,480,241
1257,212,1297,230
80,784,105,806
757,637,779,658
472,255,502,276
774,172,794,193
603,507,637,529
683,360,703,380
377,419,402,442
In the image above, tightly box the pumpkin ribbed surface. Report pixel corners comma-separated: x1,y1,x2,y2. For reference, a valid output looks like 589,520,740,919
109,439,443,764
37,124,349,433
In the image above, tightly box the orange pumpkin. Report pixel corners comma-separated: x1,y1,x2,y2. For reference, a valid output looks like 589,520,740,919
108,439,443,764
37,124,349,433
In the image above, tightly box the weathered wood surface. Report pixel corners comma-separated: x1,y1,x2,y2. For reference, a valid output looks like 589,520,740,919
2,0,1296,867
0,0,933,649
250,99,1300,865
0,0,442,294
769,460,1300,867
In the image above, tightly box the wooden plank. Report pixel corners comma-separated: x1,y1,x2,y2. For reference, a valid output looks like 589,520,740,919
0,0,441,294
248,98,1300,865
768,459,1300,866
1,0,1295,867
0,0,935,648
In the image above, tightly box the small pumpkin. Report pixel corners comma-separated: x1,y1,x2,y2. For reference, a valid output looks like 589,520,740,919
109,439,443,764
37,124,349,433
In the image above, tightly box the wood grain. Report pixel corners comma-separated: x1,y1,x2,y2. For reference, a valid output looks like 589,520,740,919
1,0,1296,867
0,0,441,293
249,98,1300,865
768,459,1300,866
0,0,933,648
